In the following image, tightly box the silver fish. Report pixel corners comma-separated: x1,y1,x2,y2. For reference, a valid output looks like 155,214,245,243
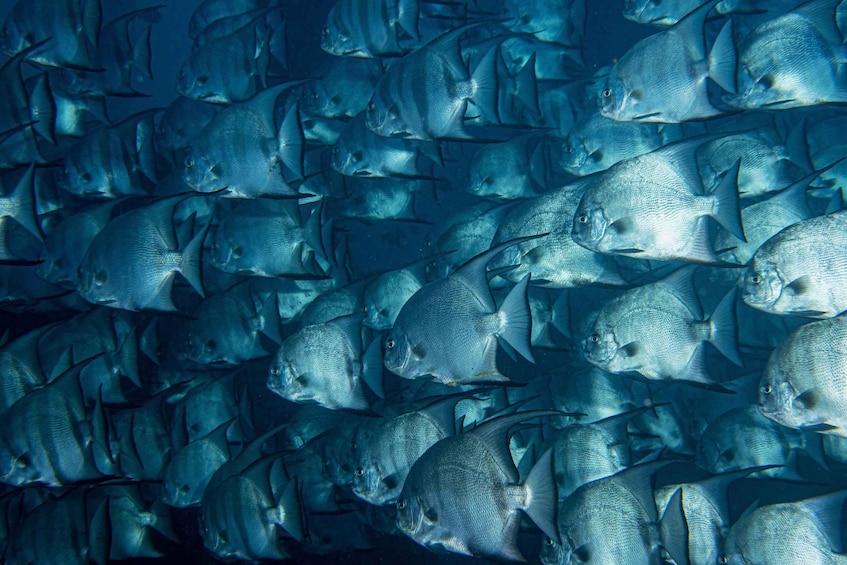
572,138,745,264
582,268,741,389
384,235,543,385
396,410,559,561
600,1,736,122
759,316,847,437
742,212,847,318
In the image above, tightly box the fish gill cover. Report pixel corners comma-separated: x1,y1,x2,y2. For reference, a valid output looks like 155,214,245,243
0,0,846,563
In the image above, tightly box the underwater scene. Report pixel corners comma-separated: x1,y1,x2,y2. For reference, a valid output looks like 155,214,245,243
1,0,847,562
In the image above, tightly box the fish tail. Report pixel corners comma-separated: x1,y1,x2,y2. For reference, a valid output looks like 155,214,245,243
497,274,535,363
711,159,746,242
471,45,500,124
707,287,742,366
708,19,736,94
523,447,559,542
178,223,207,298
279,102,305,178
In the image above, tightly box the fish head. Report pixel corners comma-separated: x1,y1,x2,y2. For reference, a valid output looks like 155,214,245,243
320,21,362,57
267,353,313,403
54,162,101,197
571,205,608,250
582,322,618,368
330,142,366,176
183,150,223,193
365,97,404,139
175,64,217,103
0,18,31,57
364,298,392,331
598,75,630,121
741,260,782,312
0,449,38,486
351,455,384,503
539,536,566,565
209,228,247,274
724,64,779,110
558,134,589,174
395,489,429,540
758,371,809,429
383,329,413,377
78,259,118,307
302,81,344,118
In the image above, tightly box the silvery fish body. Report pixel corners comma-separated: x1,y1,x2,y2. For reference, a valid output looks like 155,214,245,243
759,316,847,438
161,420,234,508
352,396,456,505
559,112,678,176
490,182,627,288
210,199,329,278
695,405,824,478
267,314,380,411
176,16,272,104
466,134,544,200
0,0,101,70
363,266,424,330
720,491,847,565
582,269,740,388
184,84,303,198
77,198,206,312
396,411,558,561
742,213,847,318
301,57,384,119
365,25,497,140
384,237,540,385
540,462,666,565
724,0,847,110
169,278,282,366
600,1,735,123
572,138,745,264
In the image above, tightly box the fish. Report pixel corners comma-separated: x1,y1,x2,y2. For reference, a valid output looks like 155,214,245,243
758,316,847,438
623,0,703,26
466,133,545,200
489,181,628,288
0,0,101,70
300,57,384,119
320,0,423,58
176,13,277,104
384,235,544,386
559,112,681,176
582,268,741,389
396,410,559,561
363,264,425,330
365,25,499,140
695,405,825,480
723,0,847,110
540,461,674,565
351,394,459,505
742,212,847,318
169,278,282,366
600,0,736,123
267,314,382,411
210,199,331,278
183,84,304,198
77,197,206,312
571,138,746,264
719,491,847,564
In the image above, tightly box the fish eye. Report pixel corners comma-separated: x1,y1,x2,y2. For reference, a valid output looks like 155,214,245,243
231,245,243,259
94,270,107,285
602,88,612,98
322,27,329,36
750,274,761,284
185,157,194,169
355,468,364,477
719,556,728,564
590,335,599,343
196,75,208,86
397,500,406,510
270,365,281,377
565,145,574,153
386,337,395,349
762,384,772,394
367,101,376,112
578,214,588,224
545,538,554,546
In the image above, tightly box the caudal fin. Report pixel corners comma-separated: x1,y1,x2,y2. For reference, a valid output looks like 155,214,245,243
497,274,535,363
523,447,558,542
708,287,742,366
710,159,746,242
